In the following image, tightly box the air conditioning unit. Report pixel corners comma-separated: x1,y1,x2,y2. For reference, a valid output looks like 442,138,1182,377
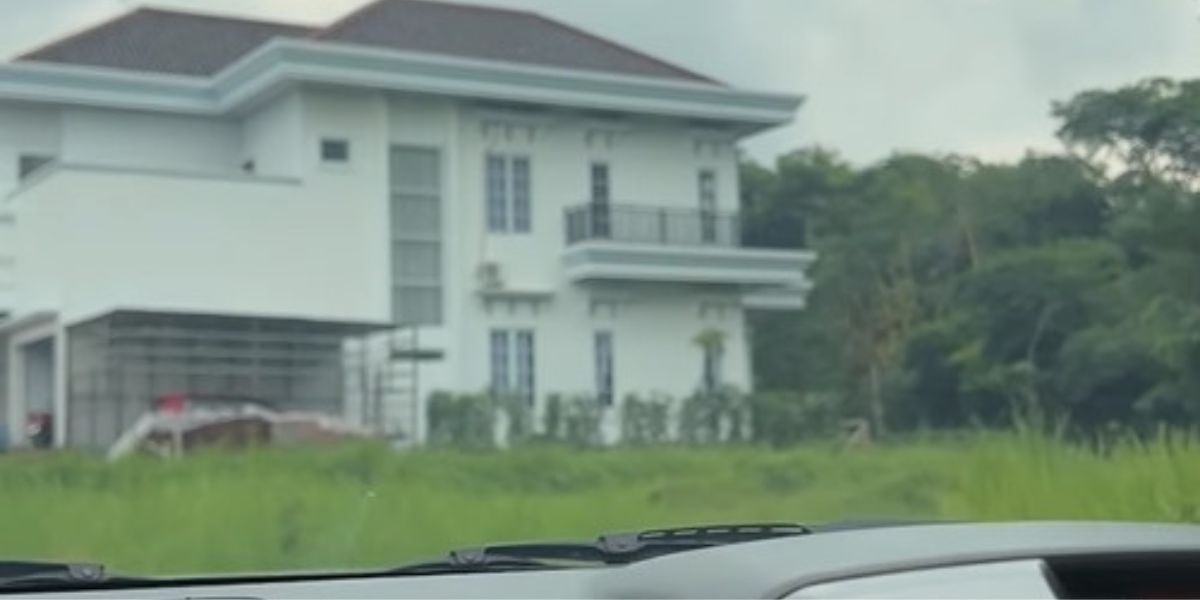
477,261,505,291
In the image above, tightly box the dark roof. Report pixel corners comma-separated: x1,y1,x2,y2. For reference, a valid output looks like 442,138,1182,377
19,8,314,76
15,0,717,84
315,0,715,83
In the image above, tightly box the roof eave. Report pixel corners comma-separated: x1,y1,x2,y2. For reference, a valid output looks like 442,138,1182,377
0,39,802,131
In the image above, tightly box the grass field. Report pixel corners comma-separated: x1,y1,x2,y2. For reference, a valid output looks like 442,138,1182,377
2,429,1199,576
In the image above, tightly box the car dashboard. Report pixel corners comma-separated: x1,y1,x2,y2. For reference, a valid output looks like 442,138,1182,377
13,522,1200,599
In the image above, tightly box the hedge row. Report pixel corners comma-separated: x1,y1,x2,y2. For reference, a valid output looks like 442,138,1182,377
425,389,841,449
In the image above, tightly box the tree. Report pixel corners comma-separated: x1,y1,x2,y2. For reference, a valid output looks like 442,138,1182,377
1054,78,1200,188
744,76,1200,437
743,148,854,396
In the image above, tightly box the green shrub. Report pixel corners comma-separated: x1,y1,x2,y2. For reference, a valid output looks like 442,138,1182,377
748,391,840,447
620,393,671,445
542,394,605,447
679,386,750,444
5,430,1200,575
426,392,495,450
498,394,535,446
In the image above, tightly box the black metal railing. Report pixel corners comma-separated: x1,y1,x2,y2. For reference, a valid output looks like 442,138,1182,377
565,203,742,248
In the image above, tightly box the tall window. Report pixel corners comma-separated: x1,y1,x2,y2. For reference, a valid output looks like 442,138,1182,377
515,330,535,404
590,162,611,238
699,169,718,244
485,154,532,233
390,146,442,325
512,157,531,233
490,329,536,404
490,330,510,393
595,331,614,406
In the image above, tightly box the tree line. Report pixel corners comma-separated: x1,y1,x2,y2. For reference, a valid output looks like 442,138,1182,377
744,77,1200,437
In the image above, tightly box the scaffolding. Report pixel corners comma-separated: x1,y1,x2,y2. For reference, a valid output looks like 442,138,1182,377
65,310,383,450
344,326,442,445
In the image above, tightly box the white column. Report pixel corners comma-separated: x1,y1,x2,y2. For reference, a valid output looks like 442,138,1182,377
5,337,23,447
52,324,68,448
5,318,58,448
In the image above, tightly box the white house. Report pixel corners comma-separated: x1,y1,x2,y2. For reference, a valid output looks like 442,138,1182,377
0,0,812,450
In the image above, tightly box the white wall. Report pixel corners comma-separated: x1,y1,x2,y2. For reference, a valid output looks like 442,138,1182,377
0,102,62,198
11,167,389,325
6,87,759,446
242,92,303,178
296,85,393,322
454,112,740,295
447,107,750,406
387,94,459,399
61,107,242,174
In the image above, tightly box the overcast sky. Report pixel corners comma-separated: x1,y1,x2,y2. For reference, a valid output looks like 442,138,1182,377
5,0,1200,166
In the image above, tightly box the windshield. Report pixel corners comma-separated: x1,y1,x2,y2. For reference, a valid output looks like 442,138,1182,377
1,0,1199,582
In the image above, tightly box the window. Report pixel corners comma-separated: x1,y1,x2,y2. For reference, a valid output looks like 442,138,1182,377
390,146,442,325
512,157,531,233
392,242,440,281
590,163,611,204
699,169,718,244
485,154,532,233
490,329,536,404
515,330,535,404
595,331,614,406
393,287,441,325
18,154,54,180
490,330,510,394
320,138,350,163
590,162,611,238
486,155,508,232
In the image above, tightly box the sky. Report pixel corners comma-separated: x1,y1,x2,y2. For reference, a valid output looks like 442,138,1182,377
5,0,1200,166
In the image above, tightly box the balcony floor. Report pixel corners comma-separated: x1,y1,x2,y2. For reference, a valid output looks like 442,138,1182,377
563,240,815,290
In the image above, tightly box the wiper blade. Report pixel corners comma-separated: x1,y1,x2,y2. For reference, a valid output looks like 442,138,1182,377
0,561,107,590
386,554,572,576
397,523,809,574
597,522,809,559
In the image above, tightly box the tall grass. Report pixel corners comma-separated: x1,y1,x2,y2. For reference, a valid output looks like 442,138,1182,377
1,431,1198,576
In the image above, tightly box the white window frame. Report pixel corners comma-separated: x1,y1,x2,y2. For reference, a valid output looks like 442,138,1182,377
486,154,508,232
512,156,532,233
515,330,535,405
390,145,443,326
319,138,351,164
485,154,532,234
490,330,511,394
490,329,536,404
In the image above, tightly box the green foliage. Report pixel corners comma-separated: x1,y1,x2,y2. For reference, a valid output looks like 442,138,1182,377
5,433,1200,575
620,394,671,446
745,77,1200,436
498,394,535,445
426,393,495,450
747,391,840,447
1054,77,1200,186
679,387,750,444
542,395,605,448
692,328,727,352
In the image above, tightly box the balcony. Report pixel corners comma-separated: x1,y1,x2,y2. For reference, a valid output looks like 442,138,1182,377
562,203,815,303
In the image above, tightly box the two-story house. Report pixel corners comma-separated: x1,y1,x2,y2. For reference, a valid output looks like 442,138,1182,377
0,0,812,450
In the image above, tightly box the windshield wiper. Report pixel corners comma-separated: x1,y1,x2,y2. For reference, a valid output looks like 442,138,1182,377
390,523,809,575
0,561,108,591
